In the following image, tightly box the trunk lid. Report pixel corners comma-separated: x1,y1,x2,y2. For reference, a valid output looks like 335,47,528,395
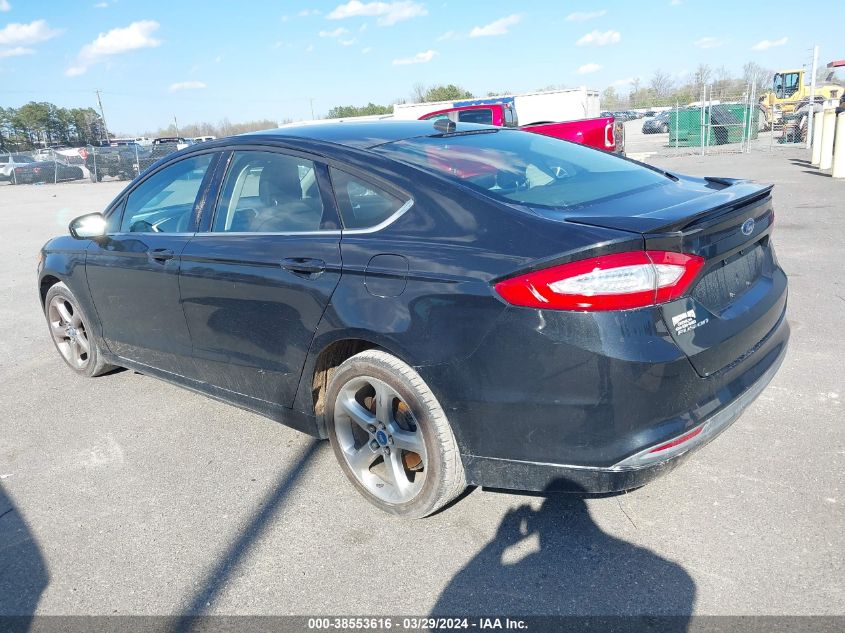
535,175,786,377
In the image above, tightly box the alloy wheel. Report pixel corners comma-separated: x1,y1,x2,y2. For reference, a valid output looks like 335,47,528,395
333,375,428,504
47,295,90,370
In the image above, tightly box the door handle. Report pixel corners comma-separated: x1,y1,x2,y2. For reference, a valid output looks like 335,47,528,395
281,257,326,276
149,248,175,262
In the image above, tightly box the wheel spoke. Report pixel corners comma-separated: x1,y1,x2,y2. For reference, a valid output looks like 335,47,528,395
55,302,72,325
384,451,409,493
338,395,376,431
76,334,90,354
71,313,83,328
50,322,67,339
392,428,425,456
373,381,394,426
347,445,378,475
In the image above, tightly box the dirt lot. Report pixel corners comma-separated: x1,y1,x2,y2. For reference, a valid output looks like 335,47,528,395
0,151,842,619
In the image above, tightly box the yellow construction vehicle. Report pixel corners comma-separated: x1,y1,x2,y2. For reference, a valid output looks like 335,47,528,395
762,68,842,122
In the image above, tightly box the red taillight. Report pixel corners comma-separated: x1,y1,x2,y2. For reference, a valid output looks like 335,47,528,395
647,425,704,454
604,122,614,148
494,250,705,311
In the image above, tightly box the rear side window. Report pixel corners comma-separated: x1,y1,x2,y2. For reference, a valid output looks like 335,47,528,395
330,168,408,230
458,109,494,125
212,151,325,233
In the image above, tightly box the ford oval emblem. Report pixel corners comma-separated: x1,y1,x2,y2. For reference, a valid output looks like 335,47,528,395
741,218,755,236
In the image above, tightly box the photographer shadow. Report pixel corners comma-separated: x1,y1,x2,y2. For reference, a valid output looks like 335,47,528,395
432,482,695,630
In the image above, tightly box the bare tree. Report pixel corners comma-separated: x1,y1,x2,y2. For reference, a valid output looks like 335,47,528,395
649,69,675,99
743,61,770,91
411,82,427,103
693,63,712,87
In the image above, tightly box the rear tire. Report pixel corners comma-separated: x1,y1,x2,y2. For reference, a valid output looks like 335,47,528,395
325,349,466,518
44,282,116,377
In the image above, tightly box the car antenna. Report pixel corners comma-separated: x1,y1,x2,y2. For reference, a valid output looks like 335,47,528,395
433,119,456,134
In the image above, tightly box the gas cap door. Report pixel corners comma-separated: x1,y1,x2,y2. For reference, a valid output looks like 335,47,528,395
364,254,409,298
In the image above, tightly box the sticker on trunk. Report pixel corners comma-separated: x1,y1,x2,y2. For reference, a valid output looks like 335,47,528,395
671,309,709,335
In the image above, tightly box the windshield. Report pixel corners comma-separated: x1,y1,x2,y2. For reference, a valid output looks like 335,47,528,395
375,129,670,209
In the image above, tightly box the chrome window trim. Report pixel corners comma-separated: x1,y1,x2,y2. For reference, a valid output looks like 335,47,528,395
188,198,414,237
342,198,414,235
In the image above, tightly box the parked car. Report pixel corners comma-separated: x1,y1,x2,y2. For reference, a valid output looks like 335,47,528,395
643,112,671,134
0,153,35,182
154,136,193,150
12,157,84,184
193,136,217,143
39,121,788,518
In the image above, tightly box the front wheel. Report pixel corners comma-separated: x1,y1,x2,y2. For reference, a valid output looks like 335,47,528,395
325,350,466,518
44,282,116,377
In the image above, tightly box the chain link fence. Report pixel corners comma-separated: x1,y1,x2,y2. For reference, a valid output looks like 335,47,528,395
0,140,189,186
623,82,779,159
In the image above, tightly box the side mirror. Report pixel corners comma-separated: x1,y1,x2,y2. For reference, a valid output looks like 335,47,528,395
69,213,107,240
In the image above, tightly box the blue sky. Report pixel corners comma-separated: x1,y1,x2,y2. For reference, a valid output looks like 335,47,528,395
1,0,842,134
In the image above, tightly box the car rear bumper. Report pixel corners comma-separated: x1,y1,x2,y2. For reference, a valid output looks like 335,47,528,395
461,336,786,492
417,295,789,493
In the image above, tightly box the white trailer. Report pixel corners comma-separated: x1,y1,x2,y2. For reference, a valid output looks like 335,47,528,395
392,87,600,123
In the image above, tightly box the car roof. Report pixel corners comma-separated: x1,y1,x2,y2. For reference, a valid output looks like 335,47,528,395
242,120,459,150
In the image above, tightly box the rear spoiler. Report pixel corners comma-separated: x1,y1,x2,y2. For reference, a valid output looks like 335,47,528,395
566,179,773,234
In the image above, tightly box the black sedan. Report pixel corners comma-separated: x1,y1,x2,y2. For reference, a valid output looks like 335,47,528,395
38,121,788,517
643,112,671,134
13,158,84,184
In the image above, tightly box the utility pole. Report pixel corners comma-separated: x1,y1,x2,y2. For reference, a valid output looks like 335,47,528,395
807,45,819,150
173,115,180,137
95,89,110,142
310,98,315,119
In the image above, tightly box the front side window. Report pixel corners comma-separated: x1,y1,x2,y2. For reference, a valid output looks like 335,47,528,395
329,168,408,230
212,151,325,233
375,129,669,210
121,154,213,233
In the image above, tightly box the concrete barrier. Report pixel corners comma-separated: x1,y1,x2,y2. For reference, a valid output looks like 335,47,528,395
811,111,824,167
833,112,845,180
819,109,836,171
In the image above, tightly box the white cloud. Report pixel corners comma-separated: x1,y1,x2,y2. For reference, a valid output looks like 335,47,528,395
362,46,373,53
298,9,320,17
670,0,682,5
576,29,621,46
613,76,636,87
436,30,455,41
694,36,723,49
319,27,349,37
0,0,10,12
339,38,357,46
93,2,109,8
566,10,606,22
306,44,315,52
470,14,522,38
0,46,33,58
169,80,206,92
0,20,62,46
327,1,427,26
214,55,223,63
65,20,161,76
578,63,602,74
392,49,437,65
752,36,788,51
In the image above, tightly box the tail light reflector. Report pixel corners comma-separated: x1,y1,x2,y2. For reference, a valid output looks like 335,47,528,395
494,250,705,311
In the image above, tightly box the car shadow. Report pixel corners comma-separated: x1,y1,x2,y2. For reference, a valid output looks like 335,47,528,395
0,483,49,622
174,439,321,630
431,481,695,630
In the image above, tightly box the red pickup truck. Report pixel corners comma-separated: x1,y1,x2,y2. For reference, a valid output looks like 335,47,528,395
419,102,624,154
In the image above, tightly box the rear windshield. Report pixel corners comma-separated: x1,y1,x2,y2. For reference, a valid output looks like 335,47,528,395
375,129,669,209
